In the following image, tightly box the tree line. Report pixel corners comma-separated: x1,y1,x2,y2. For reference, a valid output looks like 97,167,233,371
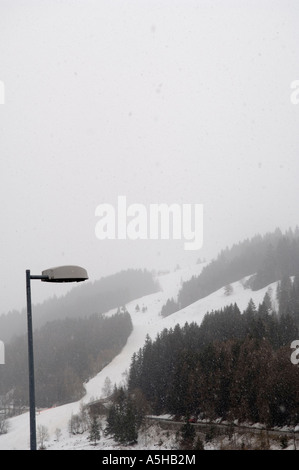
0,311,133,410
165,227,299,313
128,290,299,427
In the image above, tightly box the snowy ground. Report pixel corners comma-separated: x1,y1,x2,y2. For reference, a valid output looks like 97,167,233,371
0,264,284,450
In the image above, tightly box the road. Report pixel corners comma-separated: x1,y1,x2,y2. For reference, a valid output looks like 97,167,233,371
146,415,299,448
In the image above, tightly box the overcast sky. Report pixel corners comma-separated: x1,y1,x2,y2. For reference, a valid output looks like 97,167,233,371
0,0,299,314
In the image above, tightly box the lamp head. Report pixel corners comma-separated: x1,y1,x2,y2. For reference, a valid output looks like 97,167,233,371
41,265,88,283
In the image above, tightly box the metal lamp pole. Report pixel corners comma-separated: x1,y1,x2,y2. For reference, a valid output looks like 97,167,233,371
26,270,48,450
25,265,88,450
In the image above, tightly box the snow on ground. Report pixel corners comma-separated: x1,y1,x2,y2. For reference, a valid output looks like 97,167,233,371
0,264,278,450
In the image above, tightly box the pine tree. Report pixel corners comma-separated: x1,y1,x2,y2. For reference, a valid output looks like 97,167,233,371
88,415,100,445
122,398,138,444
105,404,118,437
277,275,293,316
105,389,139,445
261,291,273,314
180,417,196,449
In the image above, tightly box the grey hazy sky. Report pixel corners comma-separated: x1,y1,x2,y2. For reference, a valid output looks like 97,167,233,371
0,0,299,313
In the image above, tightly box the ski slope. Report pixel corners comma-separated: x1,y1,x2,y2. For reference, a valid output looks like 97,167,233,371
0,263,278,450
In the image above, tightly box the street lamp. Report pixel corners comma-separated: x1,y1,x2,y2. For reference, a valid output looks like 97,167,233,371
25,265,88,450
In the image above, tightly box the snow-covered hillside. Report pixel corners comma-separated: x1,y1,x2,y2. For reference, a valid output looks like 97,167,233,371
0,263,279,450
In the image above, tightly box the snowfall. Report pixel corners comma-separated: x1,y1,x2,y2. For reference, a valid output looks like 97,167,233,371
0,263,297,450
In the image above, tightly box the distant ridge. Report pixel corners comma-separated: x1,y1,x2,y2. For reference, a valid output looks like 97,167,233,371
0,268,160,343
177,227,299,309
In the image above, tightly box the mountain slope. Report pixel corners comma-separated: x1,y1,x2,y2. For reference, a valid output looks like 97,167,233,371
0,263,280,450
177,227,299,309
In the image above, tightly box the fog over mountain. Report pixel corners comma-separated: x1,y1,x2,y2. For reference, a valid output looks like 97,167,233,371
0,1,299,315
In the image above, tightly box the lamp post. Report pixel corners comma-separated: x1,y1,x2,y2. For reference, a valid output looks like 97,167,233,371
25,265,88,450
